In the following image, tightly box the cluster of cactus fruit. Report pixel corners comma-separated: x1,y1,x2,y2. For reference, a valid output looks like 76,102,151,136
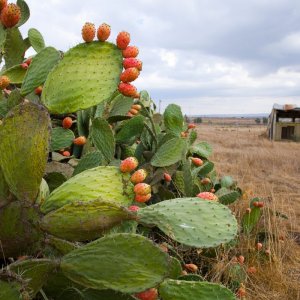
0,1,269,299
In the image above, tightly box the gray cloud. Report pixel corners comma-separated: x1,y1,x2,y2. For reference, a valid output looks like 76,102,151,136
20,0,300,114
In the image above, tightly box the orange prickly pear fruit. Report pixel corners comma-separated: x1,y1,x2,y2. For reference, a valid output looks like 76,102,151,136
73,136,86,146
62,151,71,157
97,23,111,41
128,205,140,212
197,192,218,201
135,288,158,300
123,58,143,71
164,173,172,182
34,86,43,95
184,263,198,272
122,45,139,58
0,3,21,28
135,193,151,203
130,169,147,184
188,123,196,129
191,157,203,166
82,22,95,42
134,183,151,195
131,104,142,111
116,31,130,49
0,75,10,89
120,157,138,173
62,117,73,129
201,177,211,184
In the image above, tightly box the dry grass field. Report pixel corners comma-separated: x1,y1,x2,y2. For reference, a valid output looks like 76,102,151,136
196,123,300,299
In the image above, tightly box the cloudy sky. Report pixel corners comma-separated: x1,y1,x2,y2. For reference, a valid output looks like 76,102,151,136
20,0,300,114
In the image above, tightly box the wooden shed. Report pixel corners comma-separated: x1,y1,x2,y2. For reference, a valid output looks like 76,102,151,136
267,104,300,141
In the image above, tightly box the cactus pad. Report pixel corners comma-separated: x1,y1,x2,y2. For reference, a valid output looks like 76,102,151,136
50,127,75,151
159,279,236,300
1,64,27,84
41,166,134,213
0,102,50,202
0,281,21,300
189,141,212,159
163,104,184,135
28,28,45,52
61,233,170,293
138,197,238,248
72,151,105,176
42,42,123,113
41,199,133,241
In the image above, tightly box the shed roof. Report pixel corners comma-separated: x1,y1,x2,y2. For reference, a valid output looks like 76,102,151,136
272,103,300,111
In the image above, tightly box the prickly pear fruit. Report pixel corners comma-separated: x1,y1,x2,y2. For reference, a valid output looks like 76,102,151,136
257,201,264,208
246,208,251,213
131,169,147,184
97,23,111,41
134,183,151,196
120,67,140,83
0,0,7,12
256,242,263,250
122,46,139,58
180,132,188,138
24,57,32,66
0,3,21,28
20,62,28,69
238,255,245,264
210,188,215,193
118,82,138,97
0,75,10,89
129,108,138,115
135,193,151,203
188,123,196,129
135,288,158,300
116,31,130,50
128,205,140,212
62,117,73,129
120,157,138,173
123,58,143,71
34,86,43,95
62,151,71,157
81,22,95,42
73,136,86,146
237,286,246,298
191,157,203,166
201,177,211,184
247,266,257,274
197,192,218,201
127,112,133,117
164,173,172,182
184,263,198,272
131,104,142,111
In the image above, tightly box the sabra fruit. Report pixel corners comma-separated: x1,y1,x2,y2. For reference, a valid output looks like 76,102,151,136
116,31,130,49
122,45,139,58
123,57,143,71
131,169,147,184
120,67,140,83
118,82,138,97
82,22,95,42
164,173,172,182
197,192,218,201
97,23,111,41
134,183,151,196
120,157,138,173
191,157,203,166
73,136,87,146
0,75,10,89
62,117,72,129
135,288,158,300
135,193,151,203
0,3,21,28
184,263,198,272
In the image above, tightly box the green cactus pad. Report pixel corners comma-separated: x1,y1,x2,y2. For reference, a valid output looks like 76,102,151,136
42,42,123,113
190,141,213,159
21,46,61,95
9,259,57,297
41,166,133,213
159,279,236,300
173,171,185,194
41,199,133,241
178,274,204,281
16,0,30,27
50,127,75,151
0,281,21,300
221,176,234,188
73,151,105,176
35,178,50,206
0,201,41,257
163,104,184,135
0,24,7,51
61,233,170,293
90,118,115,162
138,198,238,248
75,289,136,300
46,236,79,255
1,64,27,84
151,138,186,167
168,256,182,279
28,28,45,52
215,187,240,205
0,166,10,207
108,93,133,122
0,102,50,202
188,130,197,145
116,115,145,144
192,161,214,177
242,205,261,234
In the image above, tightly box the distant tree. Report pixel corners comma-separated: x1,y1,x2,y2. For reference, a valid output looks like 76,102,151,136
262,117,268,125
194,117,202,123
255,118,261,124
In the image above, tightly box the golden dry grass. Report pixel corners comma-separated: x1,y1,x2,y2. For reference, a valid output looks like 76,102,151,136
196,124,300,300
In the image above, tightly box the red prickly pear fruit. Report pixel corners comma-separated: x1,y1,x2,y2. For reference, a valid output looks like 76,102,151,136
62,151,71,157
247,266,257,274
265,249,271,256
34,86,43,95
210,188,215,193
97,23,111,41
0,75,10,89
253,201,259,207
62,117,73,129
188,123,196,129
130,169,147,184
81,22,95,42
122,45,139,58
246,207,251,214
237,287,246,298
128,205,140,212
191,157,203,166
127,112,133,117
134,183,151,196
257,201,264,208
181,270,188,276
118,82,138,97
129,108,138,115
0,0,7,12
123,58,143,71
0,3,21,28
201,177,211,185
24,57,32,66
131,104,142,111
159,243,169,253
135,288,158,300
116,31,130,50
164,173,172,182
120,67,140,83
20,62,28,70
135,193,151,203
73,136,87,146
180,131,188,138
184,263,198,272
120,157,138,173
256,242,263,250
197,192,218,201
238,255,245,264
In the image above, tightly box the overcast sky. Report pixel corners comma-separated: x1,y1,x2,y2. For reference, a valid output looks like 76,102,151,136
20,0,300,114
